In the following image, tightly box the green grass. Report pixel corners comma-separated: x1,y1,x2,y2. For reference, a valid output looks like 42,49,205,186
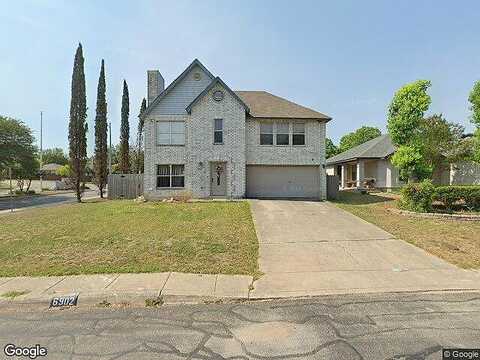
332,191,480,269
1,290,30,299
0,200,259,277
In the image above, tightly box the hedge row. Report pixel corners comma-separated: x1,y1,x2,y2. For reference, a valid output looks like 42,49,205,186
400,181,480,212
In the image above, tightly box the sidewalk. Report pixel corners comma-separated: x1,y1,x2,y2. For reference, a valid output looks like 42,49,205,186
0,272,254,307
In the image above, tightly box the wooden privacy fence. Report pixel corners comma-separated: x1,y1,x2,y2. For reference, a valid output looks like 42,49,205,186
107,174,143,199
326,175,339,200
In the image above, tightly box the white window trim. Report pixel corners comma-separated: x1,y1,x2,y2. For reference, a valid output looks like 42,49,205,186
292,122,306,146
275,122,290,146
156,120,185,146
259,121,306,146
259,122,274,146
213,118,224,145
156,164,185,189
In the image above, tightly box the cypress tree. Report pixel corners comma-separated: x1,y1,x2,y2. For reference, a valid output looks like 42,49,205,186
136,98,147,173
119,80,130,173
94,59,108,198
68,43,88,202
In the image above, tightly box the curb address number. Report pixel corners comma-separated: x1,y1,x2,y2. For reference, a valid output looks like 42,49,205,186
50,294,78,308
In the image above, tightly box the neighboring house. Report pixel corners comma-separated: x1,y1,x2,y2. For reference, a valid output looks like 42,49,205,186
40,163,62,180
40,163,62,174
141,59,331,200
326,134,402,189
326,134,480,189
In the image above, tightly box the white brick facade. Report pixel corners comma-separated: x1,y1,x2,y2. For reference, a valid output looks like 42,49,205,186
144,83,247,199
143,60,328,200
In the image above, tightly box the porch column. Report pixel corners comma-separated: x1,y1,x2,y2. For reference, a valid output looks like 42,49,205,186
340,164,346,189
356,160,365,188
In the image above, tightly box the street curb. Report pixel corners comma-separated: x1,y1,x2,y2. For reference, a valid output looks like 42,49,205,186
0,291,250,312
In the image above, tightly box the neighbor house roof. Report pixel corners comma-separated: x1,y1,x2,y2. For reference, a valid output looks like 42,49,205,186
141,59,215,118
235,91,331,121
186,77,250,114
41,163,62,172
326,134,395,165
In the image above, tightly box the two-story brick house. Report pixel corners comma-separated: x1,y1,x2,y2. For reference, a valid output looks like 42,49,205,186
141,59,331,200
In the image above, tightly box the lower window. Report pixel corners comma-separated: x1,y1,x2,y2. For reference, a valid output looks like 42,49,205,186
157,164,185,188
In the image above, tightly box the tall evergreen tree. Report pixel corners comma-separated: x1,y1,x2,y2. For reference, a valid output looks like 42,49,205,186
94,59,108,198
119,80,130,173
68,43,88,202
136,98,147,173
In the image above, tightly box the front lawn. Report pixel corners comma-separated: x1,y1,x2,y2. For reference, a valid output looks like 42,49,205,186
0,200,259,277
332,191,480,269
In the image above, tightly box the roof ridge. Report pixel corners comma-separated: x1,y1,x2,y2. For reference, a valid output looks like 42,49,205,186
141,59,215,118
326,134,394,164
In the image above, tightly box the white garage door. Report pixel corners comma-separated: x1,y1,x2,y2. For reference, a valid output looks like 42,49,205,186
246,165,320,199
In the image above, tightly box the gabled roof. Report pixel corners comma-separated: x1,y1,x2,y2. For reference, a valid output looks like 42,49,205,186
235,91,331,121
141,59,215,118
326,134,395,165
186,77,250,114
41,163,62,171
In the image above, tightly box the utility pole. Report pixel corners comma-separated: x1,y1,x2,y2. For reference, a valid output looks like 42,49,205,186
108,122,112,174
39,111,43,192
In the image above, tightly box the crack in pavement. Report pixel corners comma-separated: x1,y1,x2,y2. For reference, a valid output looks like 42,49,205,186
0,292,479,359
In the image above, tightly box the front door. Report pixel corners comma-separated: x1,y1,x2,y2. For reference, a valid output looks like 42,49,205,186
210,162,227,196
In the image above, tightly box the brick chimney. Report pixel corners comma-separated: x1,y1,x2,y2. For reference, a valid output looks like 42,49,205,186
147,70,164,106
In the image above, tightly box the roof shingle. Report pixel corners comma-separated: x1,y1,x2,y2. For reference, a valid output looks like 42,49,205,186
235,91,331,121
326,134,395,165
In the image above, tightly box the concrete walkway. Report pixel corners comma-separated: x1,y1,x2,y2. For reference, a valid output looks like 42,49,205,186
249,200,480,298
0,272,253,305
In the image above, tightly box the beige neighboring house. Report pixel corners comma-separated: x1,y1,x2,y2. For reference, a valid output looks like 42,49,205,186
326,134,480,189
140,59,332,200
40,163,62,174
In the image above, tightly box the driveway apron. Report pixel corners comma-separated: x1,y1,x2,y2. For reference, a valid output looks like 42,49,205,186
249,200,480,298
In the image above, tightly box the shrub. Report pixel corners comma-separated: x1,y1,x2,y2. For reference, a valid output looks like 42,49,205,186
400,183,480,213
433,185,480,211
399,179,435,212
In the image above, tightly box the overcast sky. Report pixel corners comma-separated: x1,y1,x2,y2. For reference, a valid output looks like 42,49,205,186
1,0,479,154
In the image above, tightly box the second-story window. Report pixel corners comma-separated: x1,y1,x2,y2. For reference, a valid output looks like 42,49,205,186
157,121,185,145
293,123,305,145
214,119,223,144
260,123,274,145
276,123,290,145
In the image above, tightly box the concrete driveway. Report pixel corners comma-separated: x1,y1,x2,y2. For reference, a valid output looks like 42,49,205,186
250,200,480,298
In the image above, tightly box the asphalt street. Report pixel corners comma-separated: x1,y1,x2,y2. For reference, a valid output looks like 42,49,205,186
0,191,98,211
0,291,479,359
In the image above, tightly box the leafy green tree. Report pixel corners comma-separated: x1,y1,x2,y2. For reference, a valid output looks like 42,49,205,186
0,116,37,172
119,80,130,173
56,164,72,177
388,80,432,181
391,145,430,181
135,98,147,173
468,80,480,161
41,148,68,165
12,152,39,192
338,126,381,153
325,138,339,159
68,43,88,202
469,80,480,127
94,59,108,198
420,114,467,183
388,80,432,146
